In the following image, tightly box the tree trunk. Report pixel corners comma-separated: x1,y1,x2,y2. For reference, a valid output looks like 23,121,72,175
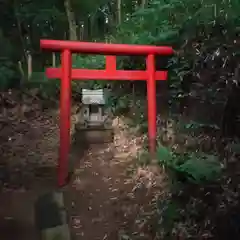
117,0,121,25
27,51,32,80
79,23,84,40
64,0,78,41
13,0,28,62
141,0,147,8
52,52,56,67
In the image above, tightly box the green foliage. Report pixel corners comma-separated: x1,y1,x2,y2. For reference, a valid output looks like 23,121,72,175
27,72,60,98
137,151,152,166
175,120,220,136
106,93,131,111
72,55,108,90
157,199,181,236
157,144,222,184
118,232,132,240
0,60,17,90
227,142,240,155
183,121,219,131
15,0,67,40
73,55,105,69
2,0,239,103
112,0,240,103
0,29,18,90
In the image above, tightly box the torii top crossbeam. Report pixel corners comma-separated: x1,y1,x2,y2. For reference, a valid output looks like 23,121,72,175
40,39,173,55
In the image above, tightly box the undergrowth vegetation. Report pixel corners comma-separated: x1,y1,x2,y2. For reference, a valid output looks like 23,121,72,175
157,144,222,184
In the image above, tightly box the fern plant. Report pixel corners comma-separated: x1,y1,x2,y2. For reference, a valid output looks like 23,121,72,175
157,144,222,184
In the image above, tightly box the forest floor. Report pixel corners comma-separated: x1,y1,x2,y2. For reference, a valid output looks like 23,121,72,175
0,90,167,240
2,90,240,240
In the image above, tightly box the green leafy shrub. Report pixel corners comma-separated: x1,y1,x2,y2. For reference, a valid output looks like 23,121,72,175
112,0,240,109
0,60,17,90
27,72,60,98
0,31,18,89
157,199,181,237
72,55,108,90
157,144,222,184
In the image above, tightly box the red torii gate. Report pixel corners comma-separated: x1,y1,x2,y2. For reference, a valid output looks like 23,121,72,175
40,39,173,187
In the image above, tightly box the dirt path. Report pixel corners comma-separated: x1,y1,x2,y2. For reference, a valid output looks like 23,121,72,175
67,118,165,239
0,94,166,240
67,144,145,239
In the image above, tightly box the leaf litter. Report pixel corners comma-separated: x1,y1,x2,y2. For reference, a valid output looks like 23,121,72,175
68,115,168,239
